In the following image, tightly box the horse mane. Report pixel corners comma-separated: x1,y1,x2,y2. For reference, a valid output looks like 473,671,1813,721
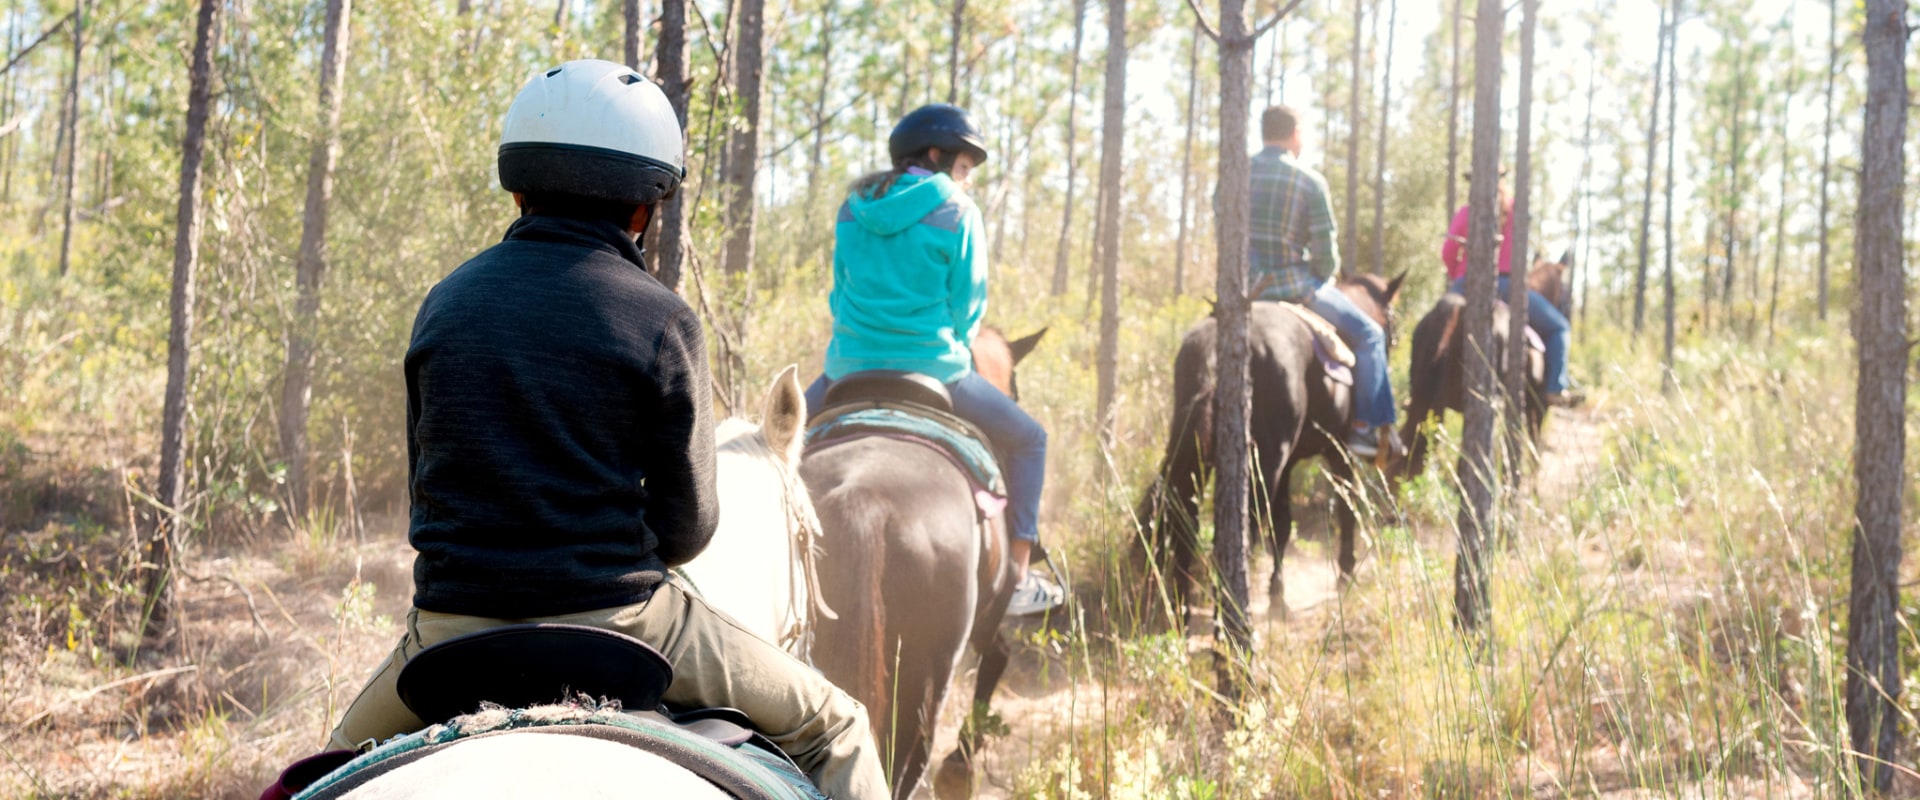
716,418,772,458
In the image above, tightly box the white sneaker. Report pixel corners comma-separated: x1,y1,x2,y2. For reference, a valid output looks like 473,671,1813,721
1006,569,1067,616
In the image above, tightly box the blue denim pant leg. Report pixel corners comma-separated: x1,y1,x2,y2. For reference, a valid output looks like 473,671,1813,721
1307,283,1395,428
1494,276,1571,395
803,374,831,418
947,373,1045,544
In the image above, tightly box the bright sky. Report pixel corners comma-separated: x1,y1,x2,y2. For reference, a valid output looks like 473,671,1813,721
1127,0,1826,250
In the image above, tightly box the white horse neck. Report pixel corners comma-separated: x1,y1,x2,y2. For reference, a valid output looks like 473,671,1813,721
678,420,813,656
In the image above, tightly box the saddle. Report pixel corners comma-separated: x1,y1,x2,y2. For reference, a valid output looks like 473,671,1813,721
282,626,821,800
807,370,1008,520
1268,302,1357,386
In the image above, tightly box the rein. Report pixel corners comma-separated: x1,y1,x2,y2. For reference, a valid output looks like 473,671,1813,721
773,449,836,660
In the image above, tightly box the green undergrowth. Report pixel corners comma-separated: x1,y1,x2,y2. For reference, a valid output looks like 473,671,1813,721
1006,325,1917,798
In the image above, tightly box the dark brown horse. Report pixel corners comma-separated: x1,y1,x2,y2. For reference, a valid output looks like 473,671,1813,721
1397,255,1569,479
1135,273,1405,620
804,328,1044,799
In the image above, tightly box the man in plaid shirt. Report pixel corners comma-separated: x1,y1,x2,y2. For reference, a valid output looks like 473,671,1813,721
1249,105,1396,457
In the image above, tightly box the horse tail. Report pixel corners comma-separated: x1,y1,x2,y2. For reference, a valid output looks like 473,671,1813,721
1134,325,1214,621
819,487,893,761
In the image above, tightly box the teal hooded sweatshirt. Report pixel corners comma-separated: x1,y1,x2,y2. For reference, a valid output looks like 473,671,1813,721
824,171,988,383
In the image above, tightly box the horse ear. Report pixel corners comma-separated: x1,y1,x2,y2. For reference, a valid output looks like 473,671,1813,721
1007,327,1049,365
761,364,806,466
1386,271,1408,302
1558,247,1575,267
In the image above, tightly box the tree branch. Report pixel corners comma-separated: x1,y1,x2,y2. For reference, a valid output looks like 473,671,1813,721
1183,0,1222,43
0,12,75,81
1250,0,1309,39
762,90,868,162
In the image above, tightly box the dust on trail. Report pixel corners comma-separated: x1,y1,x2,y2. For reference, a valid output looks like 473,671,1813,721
0,407,1632,799
922,407,1612,798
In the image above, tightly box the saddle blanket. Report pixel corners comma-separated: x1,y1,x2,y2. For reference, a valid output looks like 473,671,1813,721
293,703,824,800
1275,302,1357,367
806,406,1008,519
1269,301,1356,386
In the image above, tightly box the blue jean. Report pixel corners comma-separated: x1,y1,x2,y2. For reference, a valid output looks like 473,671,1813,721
1448,275,1571,394
805,373,1045,543
1305,283,1395,428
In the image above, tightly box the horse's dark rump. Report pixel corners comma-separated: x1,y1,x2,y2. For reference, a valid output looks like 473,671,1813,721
1399,293,1543,480
805,438,1008,799
1136,302,1359,622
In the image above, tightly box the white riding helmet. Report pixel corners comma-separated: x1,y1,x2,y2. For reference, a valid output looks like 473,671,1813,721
498,59,685,206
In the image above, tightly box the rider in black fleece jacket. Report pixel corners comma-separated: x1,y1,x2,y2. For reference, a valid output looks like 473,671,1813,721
405,212,715,619
325,60,886,799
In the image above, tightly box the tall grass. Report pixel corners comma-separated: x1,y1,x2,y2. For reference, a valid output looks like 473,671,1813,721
983,322,1913,798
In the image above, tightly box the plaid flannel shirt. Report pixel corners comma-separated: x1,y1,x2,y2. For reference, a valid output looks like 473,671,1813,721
1248,147,1339,303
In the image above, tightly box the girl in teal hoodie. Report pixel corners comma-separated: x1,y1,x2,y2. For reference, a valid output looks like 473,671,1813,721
803,104,1063,616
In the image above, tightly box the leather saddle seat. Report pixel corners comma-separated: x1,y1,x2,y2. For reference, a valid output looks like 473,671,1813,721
821,370,953,415
397,624,676,726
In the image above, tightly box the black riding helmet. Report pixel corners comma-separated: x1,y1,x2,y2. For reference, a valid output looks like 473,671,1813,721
889,104,990,166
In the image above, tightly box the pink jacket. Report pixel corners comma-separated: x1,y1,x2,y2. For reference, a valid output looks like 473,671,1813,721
1441,204,1513,282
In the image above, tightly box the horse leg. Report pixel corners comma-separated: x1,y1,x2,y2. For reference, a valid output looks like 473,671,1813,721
934,629,1012,799
1169,464,1203,629
1403,403,1433,480
1323,455,1360,586
1266,461,1297,619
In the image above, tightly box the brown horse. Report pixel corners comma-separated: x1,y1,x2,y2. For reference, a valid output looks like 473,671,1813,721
803,327,1044,799
1397,255,1569,479
1135,273,1405,620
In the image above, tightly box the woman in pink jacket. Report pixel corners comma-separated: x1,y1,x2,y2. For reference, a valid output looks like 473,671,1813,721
1440,180,1579,407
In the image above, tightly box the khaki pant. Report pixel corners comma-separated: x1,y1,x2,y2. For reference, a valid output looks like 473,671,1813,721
329,578,888,800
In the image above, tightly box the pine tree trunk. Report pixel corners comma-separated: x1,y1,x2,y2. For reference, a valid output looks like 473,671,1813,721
720,0,765,276
1444,0,1461,217
279,0,351,522
1632,2,1667,334
1205,0,1260,684
1844,1,1907,790
56,0,82,277
1661,0,1679,392
1701,127,1721,331
1341,0,1363,273
1576,7,1598,325
145,0,219,647
1094,0,1126,444
1367,0,1394,275
652,0,690,292
803,0,835,213
1721,49,1747,321
990,33,1018,265
1768,64,1795,346
1454,0,1504,632
1,0,20,206
946,0,964,104
623,0,641,70
1051,0,1087,297
1174,21,1199,296
1502,0,1536,487
1816,0,1837,321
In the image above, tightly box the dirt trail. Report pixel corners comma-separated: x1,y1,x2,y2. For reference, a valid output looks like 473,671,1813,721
924,407,1611,798
1,413,1612,798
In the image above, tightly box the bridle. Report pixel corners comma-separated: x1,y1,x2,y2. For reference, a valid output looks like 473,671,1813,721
771,443,836,662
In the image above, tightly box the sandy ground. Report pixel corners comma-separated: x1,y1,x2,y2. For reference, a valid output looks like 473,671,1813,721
4,404,1845,799
919,405,1618,799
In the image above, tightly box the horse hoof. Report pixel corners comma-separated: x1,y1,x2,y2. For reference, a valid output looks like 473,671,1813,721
1268,583,1288,620
933,756,976,799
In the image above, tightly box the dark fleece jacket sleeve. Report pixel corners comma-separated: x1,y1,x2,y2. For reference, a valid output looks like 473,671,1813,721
648,306,718,566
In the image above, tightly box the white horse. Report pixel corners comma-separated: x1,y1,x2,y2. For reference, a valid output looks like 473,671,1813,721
679,365,831,659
